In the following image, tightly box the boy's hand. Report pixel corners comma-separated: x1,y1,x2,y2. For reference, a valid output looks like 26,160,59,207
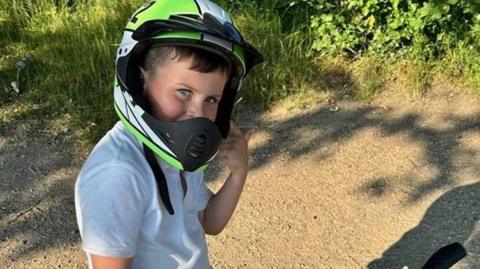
200,122,253,235
218,122,253,183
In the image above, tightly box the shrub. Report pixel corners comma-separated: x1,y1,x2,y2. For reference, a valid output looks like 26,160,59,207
308,0,480,58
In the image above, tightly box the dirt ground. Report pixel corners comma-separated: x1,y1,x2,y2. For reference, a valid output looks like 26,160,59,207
1,85,479,268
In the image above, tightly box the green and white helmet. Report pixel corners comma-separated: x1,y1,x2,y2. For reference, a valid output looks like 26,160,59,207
114,0,263,171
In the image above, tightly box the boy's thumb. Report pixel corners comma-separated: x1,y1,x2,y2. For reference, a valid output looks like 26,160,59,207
243,128,254,142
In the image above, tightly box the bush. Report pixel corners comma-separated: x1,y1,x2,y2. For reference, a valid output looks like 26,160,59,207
309,0,480,58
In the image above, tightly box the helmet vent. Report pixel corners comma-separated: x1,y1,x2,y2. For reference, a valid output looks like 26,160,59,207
160,132,174,144
194,134,207,145
188,134,207,158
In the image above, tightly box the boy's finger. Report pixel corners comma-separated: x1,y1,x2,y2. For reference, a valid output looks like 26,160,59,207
243,128,254,142
229,121,242,136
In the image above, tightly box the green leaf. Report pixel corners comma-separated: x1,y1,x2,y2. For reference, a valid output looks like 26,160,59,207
409,17,424,31
418,3,443,20
367,15,376,28
320,14,333,22
392,0,400,9
362,6,370,16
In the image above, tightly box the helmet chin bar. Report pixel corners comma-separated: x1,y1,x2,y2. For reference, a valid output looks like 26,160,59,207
142,112,223,171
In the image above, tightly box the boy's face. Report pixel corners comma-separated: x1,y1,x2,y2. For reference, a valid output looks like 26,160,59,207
141,56,228,122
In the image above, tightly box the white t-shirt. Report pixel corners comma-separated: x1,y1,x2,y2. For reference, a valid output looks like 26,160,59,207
75,121,213,269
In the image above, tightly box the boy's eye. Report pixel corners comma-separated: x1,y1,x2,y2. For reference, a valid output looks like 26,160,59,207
178,89,192,96
205,97,218,104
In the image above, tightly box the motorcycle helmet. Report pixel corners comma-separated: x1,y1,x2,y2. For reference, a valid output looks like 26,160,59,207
114,0,264,171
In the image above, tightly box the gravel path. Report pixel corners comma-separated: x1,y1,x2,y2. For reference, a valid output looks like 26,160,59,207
1,87,479,268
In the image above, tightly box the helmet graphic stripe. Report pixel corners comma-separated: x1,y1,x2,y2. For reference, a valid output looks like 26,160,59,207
194,0,232,24
126,0,199,30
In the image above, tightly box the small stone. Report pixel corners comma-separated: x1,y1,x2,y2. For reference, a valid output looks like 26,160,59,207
16,60,26,70
329,106,340,112
10,81,20,94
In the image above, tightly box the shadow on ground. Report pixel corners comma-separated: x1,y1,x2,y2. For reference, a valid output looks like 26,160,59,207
368,182,480,268
211,104,480,201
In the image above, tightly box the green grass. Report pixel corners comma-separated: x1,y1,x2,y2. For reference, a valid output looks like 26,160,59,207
435,36,480,95
222,1,318,106
1,0,144,139
1,0,479,143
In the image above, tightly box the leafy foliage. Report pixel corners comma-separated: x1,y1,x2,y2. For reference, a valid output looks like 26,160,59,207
308,0,480,58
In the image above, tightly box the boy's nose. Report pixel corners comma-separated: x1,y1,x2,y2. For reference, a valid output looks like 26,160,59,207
187,101,206,119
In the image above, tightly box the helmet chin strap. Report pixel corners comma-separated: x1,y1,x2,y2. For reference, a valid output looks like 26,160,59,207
144,145,175,215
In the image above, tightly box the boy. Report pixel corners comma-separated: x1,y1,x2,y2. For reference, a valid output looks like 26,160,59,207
74,0,263,268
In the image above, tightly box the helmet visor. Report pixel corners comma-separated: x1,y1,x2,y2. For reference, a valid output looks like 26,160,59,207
132,14,243,44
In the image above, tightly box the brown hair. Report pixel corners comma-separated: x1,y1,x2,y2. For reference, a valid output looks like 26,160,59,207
142,46,231,78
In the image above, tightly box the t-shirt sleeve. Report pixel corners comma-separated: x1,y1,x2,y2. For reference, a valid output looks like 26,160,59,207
196,173,213,212
76,163,146,258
